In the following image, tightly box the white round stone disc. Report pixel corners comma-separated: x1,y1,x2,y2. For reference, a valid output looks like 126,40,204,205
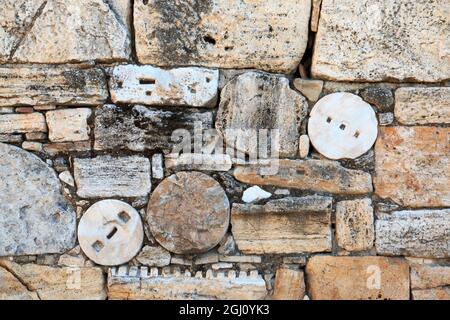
78,200,144,266
308,92,378,160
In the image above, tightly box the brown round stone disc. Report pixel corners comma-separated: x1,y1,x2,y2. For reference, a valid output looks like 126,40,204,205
147,171,230,254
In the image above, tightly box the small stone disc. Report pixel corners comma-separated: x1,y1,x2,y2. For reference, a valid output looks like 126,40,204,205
78,200,144,266
147,172,230,254
308,92,378,159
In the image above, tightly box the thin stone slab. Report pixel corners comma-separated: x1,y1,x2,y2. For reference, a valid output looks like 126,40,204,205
0,113,47,134
0,143,76,256
165,153,232,172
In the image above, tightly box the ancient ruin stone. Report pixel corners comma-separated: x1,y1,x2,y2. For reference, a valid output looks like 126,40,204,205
134,0,311,73
109,65,219,107
0,66,108,107
147,172,230,254
216,72,308,158
94,104,213,152
298,135,310,159
0,113,47,134
231,196,332,254
410,264,450,290
375,209,450,258
273,268,305,300
165,153,232,172
43,141,91,156
412,287,450,300
234,159,373,195
242,186,272,204
312,0,450,82
0,143,76,256
1,0,131,64
360,87,394,112
395,87,450,124
151,154,164,179
136,245,171,267
336,198,374,252
306,256,410,300
46,108,92,142
107,266,267,300
74,155,151,198
308,92,378,160
0,266,38,300
78,200,144,266
374,127,450,207
293,79,323,102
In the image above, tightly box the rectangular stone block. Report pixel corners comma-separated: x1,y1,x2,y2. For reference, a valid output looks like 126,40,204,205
231,196,332,254
395,87,450,124
374,127,450,207
0,66,108,106
165,153,232,172
43,141,91,156
46,108,92,142
375,209,450,258
273,268,305,300
412,287,450,300
306,256,410,300
109,65,219,107
94,104,213,152
411,264,450,290
134,0,311,73
0,113,47,133
74,155,151,198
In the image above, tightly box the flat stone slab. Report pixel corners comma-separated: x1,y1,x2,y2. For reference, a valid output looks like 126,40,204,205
0,66,108,107
0,143,76,256
312,0,450,82
109,65,219,107
0,113,47,134
134,0,311,73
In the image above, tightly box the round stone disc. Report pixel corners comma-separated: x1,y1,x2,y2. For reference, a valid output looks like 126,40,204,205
78,200,144,266
147,172,230,254
308,92,378,159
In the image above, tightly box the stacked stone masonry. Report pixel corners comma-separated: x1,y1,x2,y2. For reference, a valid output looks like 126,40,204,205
0,0,449,300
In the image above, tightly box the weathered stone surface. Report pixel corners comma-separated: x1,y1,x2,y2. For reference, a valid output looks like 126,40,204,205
147,172,230,254
109,65,219,107
43,141,91,156
0,113,47,134
293,79,323,102
273,268,305,300
22,141,42,152
134,0,311,73
395,87,450,125
308,92,378,160
231,196,332,254
0,266,38,300
306,256,410,300
59,171,75,187
78,200,144,266
374,127,450,207
0,66,107,107
74,155,151,198
0,143,76,256
378,112,394,126
136,245,171,267
94,104,213,152
360,87,394,112
108,266,267,300
242,186,272,204
312,0,450,82
1,0,131,64
411,264,450,290
234,159,373,195
412,287,450,300
336,198,374,252
311,0,322,32
46,108,91,142
165,153,232,172
0,133,22,143
0,260,106,300
375,209,450,258
219,255,261,264
299,135,310,159
216,72,308,158
194,251,219,265
151,154,164,179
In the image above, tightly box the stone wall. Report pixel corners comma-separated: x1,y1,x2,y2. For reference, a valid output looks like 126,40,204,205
0,0,449,300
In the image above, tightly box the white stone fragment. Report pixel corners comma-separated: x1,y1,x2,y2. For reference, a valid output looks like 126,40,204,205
242,186,272,203
21,141,43,152
299,135,310,159
151,154,164,179
58,170,75,187
308,92,378,160
165,153,232,172
46,108,92,142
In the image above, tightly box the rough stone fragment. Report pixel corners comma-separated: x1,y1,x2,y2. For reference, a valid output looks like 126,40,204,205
311,0,322,32
312,0,450,82
0,143,76,256
411,264,450,290
136,246,171,267
21,141,42,152
147,172,230,254
217,234,237,256
336,199,374,252
0,113,47,134
219,255,261,264
378,112,394,126
1,0,131,64
25,132,46,140
0,260,106,300
360,87,394,112
375,209,450,258
109,65,218,107
306,256,410,300
0,66,107,107
107,266,267,300
74,155,151,198
374,127,450,207
308,92,378,160
242,186,272,204
293,79,323,102
216,72,308,158
232,196,332,254
165,153,232,172
134,0,311,73
412,287,450,300
78,200,144,266
395,87,450,125
43,141,91,156
194,251,219,265
234,159,373,195
273,268,305,300
59,171,75,187
94,104,213,152
151,154,164,179
46,108,92,142
299,135,310,159
0,134,22,143
0,266,38,300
